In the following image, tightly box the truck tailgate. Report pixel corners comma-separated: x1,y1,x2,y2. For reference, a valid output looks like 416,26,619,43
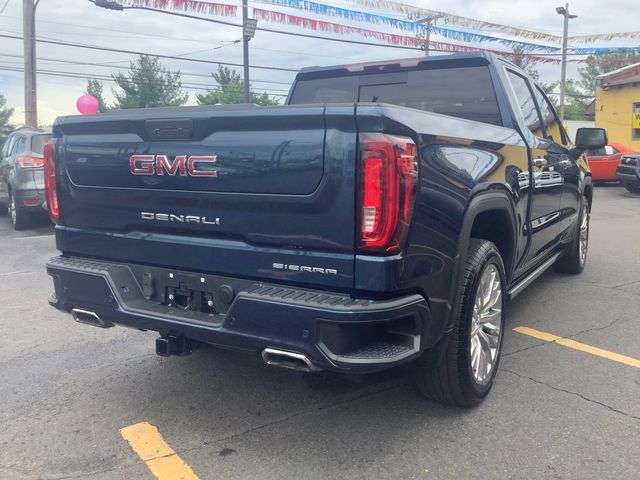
53,105,357,289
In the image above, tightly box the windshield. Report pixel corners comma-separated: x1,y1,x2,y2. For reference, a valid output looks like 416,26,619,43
289,66,502,126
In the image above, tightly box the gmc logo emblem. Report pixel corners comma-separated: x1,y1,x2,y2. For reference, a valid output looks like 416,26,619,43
130,155,217,177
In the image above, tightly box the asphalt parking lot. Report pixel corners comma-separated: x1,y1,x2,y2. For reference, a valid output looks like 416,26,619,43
0,185,638,480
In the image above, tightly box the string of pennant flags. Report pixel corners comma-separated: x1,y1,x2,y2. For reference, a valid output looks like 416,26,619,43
342,0,564,43
252,8,564,62
118,0,640,59
341,0,640,44
123,0,238,16
252,0,561,51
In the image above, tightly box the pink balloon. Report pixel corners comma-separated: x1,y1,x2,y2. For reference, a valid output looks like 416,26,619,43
76,95,99,115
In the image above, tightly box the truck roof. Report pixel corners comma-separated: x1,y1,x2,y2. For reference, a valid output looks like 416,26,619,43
297,52,502,77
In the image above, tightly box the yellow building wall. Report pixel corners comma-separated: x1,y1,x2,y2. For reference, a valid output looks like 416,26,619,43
595,83,640,150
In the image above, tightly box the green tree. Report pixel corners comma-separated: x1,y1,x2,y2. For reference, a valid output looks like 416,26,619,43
563,80,593,120
543,80,591,120
196,65,280,106
85,79,109,113
0,93,15,146
510,46,541,81
112,55,188,109
578,52,640,96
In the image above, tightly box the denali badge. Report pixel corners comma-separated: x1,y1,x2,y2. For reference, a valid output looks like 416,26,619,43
141,212,220,225
273,263,338,275
130,155,217,177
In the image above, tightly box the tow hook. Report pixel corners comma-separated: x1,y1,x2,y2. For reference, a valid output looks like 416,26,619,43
156,334,193,357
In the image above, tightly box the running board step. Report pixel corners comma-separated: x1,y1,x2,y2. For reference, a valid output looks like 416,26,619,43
508,252,562,299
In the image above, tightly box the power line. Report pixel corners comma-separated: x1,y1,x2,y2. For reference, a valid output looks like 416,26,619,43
0,33,300,72
0,52,293,85
0,14,239,44
0,65,290,96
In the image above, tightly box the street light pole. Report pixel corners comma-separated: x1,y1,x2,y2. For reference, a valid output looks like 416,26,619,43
556,3,577,122
22,0,38,127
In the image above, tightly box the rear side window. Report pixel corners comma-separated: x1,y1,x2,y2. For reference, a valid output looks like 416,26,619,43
31,134,52,154
1,135,14,159
11,135,27,155
290,66,503,126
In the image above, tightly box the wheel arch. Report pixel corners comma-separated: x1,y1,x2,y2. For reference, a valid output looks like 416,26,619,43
447,190,518,332
582,175,594,211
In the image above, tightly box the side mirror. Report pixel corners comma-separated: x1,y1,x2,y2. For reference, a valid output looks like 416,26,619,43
575,128,607,150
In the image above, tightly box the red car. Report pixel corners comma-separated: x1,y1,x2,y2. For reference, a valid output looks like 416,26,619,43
586,143,635,181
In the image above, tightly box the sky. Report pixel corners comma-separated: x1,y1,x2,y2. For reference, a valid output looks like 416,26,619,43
1,0,639,125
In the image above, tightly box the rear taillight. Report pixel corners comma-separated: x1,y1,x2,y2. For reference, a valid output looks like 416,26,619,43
16,156,45,169
43,139,59,224
359,133,418,253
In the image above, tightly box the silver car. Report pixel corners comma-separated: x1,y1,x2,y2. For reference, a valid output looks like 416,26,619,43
0,127,52,230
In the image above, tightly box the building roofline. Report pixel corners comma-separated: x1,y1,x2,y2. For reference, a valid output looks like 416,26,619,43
597,62,640,79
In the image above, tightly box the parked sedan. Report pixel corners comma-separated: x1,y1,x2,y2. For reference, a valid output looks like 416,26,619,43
616,155,640,193
586,143,635,182
0,127,52,229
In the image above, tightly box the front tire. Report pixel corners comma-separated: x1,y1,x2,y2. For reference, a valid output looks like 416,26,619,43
414,239,506,407
623,182,640,194
555,195,589,274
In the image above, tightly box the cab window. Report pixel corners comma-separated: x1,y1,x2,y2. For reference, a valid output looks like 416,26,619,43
533,86,568,145
586,147,607,157
506,70,543,137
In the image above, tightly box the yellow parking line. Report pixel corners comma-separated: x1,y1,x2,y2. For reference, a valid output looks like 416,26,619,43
120,422,200,480
514,326,640,369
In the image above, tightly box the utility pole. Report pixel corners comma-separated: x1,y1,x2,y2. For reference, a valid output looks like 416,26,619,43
23,0,37,127
415,15,443,57
423,19,431,57
242,0,250,103
556,3,577,122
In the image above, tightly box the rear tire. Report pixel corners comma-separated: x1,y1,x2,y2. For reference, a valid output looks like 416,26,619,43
623,182,640,194
414,239,506,407
8,190,31,231
555,195,589,274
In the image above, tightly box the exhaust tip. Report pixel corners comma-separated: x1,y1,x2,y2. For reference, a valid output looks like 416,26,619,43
261,348,320,373
71,308,114,328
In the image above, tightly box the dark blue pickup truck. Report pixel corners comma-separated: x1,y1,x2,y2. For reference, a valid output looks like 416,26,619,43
45,53,606,406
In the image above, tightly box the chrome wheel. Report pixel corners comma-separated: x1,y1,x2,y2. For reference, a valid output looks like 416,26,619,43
578,203,589,266
9,193,16,225
470,263,503,385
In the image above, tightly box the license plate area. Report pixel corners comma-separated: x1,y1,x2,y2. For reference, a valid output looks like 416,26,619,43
126,264,258,319
165,284,216,314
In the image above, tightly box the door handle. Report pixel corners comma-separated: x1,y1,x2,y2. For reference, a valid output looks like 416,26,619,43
533,157,547,168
